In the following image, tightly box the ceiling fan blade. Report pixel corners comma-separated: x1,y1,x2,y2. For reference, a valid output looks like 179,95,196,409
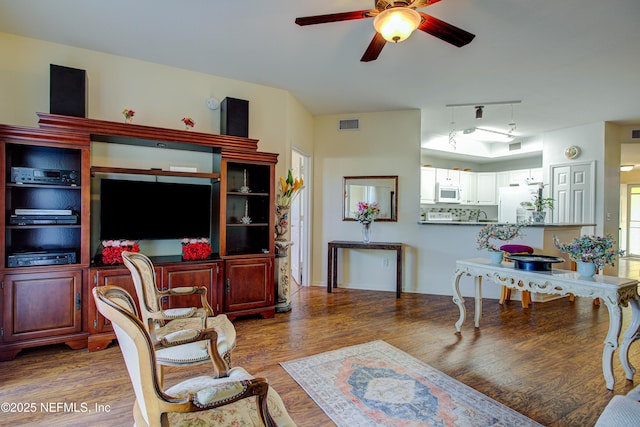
417,13,475,47
361,32,387,62
295,10,375,26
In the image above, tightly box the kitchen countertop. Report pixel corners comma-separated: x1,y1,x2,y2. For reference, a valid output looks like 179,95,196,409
417,221,596,227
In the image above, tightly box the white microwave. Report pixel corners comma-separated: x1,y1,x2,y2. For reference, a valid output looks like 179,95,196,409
436,183,462,203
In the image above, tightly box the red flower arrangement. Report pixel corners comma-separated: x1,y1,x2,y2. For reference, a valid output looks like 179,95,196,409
122,109,135,119
181,117,195,128
181,238,212,261
101,240,140,265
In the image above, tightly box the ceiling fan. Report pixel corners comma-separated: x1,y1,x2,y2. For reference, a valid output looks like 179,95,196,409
295,0,475,62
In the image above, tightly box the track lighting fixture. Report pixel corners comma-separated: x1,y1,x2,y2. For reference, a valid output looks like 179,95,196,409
475,106,483,119
508,103,517,134
448,107,457,149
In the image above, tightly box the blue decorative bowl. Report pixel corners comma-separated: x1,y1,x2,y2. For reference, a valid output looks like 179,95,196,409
504,254,565,271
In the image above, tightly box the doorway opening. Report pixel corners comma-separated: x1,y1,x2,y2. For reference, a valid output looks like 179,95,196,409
290,149,310,288
624,184,640,257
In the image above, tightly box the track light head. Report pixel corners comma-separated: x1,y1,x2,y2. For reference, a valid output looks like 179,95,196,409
475,106,483,119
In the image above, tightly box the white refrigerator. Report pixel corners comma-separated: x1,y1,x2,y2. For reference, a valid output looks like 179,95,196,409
498,185,538,223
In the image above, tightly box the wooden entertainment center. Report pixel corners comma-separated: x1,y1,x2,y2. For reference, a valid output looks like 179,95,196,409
0,113,278,360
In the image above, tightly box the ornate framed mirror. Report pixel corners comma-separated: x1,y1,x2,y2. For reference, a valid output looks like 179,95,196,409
343,175,398,222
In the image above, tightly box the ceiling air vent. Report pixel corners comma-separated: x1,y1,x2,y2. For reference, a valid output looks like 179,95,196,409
631,129,640,139
338,118,359,131
508,142,521,151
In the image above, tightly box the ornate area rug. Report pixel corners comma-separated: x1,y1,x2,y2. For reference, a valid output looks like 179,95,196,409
280,340,542,427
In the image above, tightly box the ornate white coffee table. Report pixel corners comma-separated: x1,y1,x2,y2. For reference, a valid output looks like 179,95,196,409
452,258,640,390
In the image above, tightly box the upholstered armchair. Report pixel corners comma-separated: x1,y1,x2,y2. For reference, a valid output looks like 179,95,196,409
121,251,236,382
93,285,296,427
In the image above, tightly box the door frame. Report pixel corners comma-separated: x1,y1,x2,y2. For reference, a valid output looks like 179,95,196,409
290,148,311,287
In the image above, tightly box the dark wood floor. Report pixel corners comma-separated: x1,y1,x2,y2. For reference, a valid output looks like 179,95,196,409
1,284,639,426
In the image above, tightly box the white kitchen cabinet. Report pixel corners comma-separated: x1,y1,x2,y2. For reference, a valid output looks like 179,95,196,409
509,168,543,185
476,172,497,204
460,171,477,204
420,167,436,204
496,171,510,200
508,169,530,185
530,168,543,183
436,168,460,185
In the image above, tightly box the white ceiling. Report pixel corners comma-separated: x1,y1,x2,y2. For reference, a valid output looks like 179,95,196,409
1,0,640,161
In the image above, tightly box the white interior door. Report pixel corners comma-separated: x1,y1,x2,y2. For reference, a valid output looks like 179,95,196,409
552,162,595,224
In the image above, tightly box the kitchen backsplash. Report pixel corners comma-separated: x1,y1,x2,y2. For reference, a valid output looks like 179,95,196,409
420,205,498,221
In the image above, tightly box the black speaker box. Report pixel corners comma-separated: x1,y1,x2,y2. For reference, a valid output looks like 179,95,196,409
221,97,249,137
50,64,87,117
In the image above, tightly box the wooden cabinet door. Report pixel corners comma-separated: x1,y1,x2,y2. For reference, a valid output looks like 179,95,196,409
163,262,223,314
88,267,140,334
224,258,273,312
2,270,83,342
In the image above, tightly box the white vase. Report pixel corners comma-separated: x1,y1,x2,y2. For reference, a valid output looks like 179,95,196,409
576,261,596,278
489,250,504,264
532,211,546,223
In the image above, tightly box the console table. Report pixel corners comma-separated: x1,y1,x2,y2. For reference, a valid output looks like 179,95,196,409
327,241,403,297
451,258,640,390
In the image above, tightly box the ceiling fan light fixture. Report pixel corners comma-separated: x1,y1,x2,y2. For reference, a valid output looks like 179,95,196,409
373,8,421,43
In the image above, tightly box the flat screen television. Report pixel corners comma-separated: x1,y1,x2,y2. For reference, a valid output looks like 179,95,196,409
99,179,212,240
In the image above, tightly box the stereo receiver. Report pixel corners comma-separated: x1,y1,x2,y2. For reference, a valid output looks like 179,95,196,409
11,167,79,186
7,251,77,268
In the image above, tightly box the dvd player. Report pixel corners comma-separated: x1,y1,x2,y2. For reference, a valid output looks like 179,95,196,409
10,215,78,225
7,251,77,267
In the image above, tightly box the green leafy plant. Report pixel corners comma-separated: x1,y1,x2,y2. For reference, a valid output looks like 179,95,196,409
520,185,554,212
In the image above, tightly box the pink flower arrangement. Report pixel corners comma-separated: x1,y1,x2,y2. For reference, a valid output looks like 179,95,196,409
181,238,212,260
354,202,380,225
101,240,140,265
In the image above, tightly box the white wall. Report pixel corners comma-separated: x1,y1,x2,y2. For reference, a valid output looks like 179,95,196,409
0,32,314,257
312,111,421,291
0,32,313,167
542,122,605,231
